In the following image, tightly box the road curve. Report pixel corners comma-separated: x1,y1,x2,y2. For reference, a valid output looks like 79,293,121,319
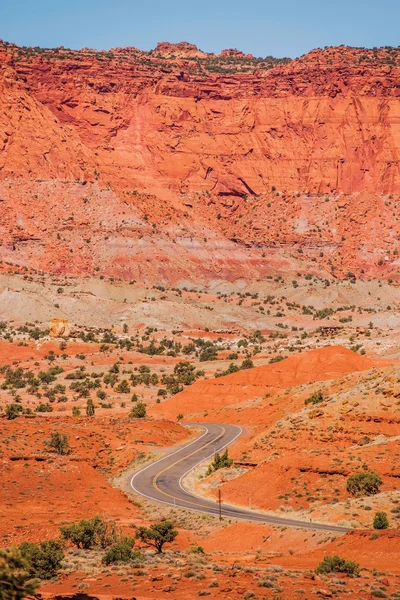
131,423,349,534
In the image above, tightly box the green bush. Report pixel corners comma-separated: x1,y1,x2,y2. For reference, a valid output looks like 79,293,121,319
189,545,205,554
304,390,324,405
44,432,70,455
115,380,130,394
19,540,64,580
240,358,254,370
370,590,388,598
5,403,23,420
102,536,136,565
346,471,382,496
315,555,360,576
61,516,117,550
86,398,95,416
206,449,233,476
136,520,178,553
0,545,39,599
130,402,147,419
373,511,389,529
35,402,53,413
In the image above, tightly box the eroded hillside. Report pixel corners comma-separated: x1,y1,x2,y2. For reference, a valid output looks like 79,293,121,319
1,42,400,282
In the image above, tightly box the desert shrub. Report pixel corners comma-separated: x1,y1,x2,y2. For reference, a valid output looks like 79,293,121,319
199,345,218,362
240,358,254,370
189,545,205,554
102,536,136,565
315,555,360,576
0,545,39,599
314,308,335,320
86,398,95,416
370,590,388,598
44,432,70,455
5,403,23,420
115,380,130,394
304,390,324,405
206,449,233,475
35,402,53,413
269,355,285,363
215,363,239,378
130,402,146,419
61,516,116,550
373,511,389,529
346,471,382,496
174,361,196,385
19,540,64,580
136,520,178,553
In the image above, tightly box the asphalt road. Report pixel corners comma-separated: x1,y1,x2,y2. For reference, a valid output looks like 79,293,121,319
130,423,349,533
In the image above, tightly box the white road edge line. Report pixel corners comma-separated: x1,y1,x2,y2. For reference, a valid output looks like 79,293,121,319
177,425,243,502
130,424,209,495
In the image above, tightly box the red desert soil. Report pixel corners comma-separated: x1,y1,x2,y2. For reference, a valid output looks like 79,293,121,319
1,42,400,282
39,527,400,599
0,416,190,545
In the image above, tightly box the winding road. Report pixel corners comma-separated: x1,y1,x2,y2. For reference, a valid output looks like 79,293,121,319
131,423,349,534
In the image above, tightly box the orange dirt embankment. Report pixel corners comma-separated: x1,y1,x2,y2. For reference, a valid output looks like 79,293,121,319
1,42,400,281
278,529,400,574
151,345,393,422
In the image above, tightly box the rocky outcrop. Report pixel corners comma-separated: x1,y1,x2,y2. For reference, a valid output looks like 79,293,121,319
49,319,70,337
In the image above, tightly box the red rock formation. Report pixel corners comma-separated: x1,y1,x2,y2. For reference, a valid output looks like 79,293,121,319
154,41,208,58
1,41,400,282
220,48,253,59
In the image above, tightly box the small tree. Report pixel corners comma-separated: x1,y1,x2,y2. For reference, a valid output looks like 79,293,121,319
240,358,254,370
206,449,233,476
346,471,382,496
86,398,95,417
136,520,178,553
115,380,130,394
19,540,64,580
72,406,81,416
130,402,146,419
61,516,102,550
316,555,360,577
102,537,136,565
0,546,39,600
373,511,389,530
60,516,116,550
44,432,70,456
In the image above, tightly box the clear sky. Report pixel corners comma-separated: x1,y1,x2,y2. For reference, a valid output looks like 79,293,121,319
1,0,399,58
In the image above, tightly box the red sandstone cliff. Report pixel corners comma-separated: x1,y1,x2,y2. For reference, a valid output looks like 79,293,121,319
0,41,399,283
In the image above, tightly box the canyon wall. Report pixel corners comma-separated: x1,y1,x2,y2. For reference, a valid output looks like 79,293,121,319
1,42,400,283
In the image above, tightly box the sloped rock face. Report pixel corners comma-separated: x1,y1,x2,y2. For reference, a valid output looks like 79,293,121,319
1,42,400,283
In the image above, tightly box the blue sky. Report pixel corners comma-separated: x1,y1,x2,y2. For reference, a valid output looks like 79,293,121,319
1,0,399,58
